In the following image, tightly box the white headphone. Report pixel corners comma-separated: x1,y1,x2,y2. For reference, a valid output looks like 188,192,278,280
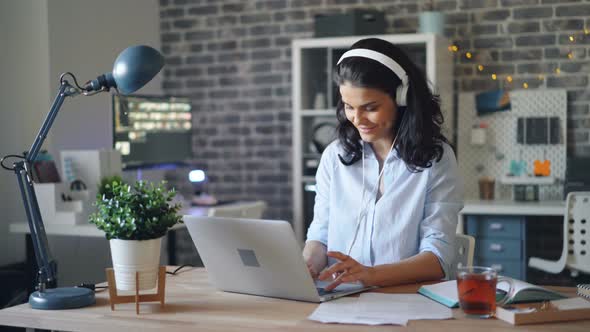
337,48,409,107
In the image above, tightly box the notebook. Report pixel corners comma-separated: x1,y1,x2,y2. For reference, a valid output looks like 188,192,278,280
418,278,567,308
578,284,590,300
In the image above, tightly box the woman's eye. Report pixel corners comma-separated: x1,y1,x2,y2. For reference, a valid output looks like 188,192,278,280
344,105,353,111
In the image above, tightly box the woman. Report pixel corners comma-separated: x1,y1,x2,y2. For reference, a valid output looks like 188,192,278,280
303,38,463,291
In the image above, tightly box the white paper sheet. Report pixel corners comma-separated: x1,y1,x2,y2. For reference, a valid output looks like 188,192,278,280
308,293,453,326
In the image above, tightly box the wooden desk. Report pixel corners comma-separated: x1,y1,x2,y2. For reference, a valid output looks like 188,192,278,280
0,267,587,331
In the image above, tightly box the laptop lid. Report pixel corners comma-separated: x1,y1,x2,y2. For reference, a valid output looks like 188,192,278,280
183,216,367,302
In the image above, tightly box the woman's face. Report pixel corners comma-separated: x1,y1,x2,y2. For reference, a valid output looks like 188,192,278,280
340,82,398,146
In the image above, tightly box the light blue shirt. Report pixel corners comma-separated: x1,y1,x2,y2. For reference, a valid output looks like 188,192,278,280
306,140,464,278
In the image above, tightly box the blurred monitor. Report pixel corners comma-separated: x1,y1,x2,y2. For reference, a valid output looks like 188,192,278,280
112,94,192,169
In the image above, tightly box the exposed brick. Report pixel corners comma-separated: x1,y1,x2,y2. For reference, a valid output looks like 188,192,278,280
547,75,588,88
161,8,184,18
461,78,500,91
517,63,558,74
218,52,248,63
545,47,586,59
475,64,515,75
187,5,218,16
173,19,197,29
185,30,215,41
474,37,513,49
507,21,540,34
475,9,511,21
542,19,584,32
502,49,543,61
459,0,500,10
176,67,203,77
240,13,272,24
221,2,246,13
161,32,181,43
556,4,590,17
250,25,281,36
500,0,538,6
255,0,288,10
514,7,553,19
560,61,590,73
241,38,272,49
274,10,306,21
558,33,590,45
471,24,498,35
206,15,238,26
515,34,556,46
186,54,214,65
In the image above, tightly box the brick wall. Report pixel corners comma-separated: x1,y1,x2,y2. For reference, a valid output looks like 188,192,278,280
159,0,590,223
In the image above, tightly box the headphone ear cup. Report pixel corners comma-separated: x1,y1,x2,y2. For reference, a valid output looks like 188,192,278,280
396,84,409,107
312,139,324,154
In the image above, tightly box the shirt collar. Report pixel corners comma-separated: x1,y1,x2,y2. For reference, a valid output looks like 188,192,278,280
361,140,401,163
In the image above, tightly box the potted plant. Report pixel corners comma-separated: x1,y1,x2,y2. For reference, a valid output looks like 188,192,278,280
419,0,445,35
90,179,182,291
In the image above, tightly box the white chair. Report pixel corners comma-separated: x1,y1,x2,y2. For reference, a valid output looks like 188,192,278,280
449,233,475,279
529,192,590,276
207,200,267,219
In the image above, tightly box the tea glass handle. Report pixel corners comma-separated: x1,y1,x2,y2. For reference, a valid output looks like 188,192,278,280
496,277,514,306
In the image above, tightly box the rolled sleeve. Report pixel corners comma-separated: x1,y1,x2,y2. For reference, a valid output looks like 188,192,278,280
418,145,464,279
305,142,336,245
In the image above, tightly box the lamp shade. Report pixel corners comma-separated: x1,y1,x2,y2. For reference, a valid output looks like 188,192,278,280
88,45,164,94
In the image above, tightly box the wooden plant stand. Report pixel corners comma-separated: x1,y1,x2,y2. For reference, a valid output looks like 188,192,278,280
106,266,166,314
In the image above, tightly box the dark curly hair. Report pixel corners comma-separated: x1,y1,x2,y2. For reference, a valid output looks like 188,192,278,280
334,38,449,172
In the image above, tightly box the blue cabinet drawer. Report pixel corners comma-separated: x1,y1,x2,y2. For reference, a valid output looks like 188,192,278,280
475,239,522,260
476,259,523,280
466,216,524,239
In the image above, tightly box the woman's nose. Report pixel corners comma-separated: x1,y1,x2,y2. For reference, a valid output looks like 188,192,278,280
351,109,364,124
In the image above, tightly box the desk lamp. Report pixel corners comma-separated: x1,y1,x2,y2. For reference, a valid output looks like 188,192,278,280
0,45,164,309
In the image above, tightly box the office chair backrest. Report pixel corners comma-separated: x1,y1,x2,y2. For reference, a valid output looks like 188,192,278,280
207,201,267,219
449,233,475,279
529,191,590,275
565,192,590,274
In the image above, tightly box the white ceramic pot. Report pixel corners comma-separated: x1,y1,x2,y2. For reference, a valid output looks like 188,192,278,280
109,237,162,291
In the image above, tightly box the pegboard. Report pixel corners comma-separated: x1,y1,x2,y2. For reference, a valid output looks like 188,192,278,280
457,90,567,201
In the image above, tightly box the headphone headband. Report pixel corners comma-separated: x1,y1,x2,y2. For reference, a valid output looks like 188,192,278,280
337,48,409,106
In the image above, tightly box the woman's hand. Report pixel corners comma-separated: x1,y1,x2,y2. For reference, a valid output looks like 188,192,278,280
318,251,376,291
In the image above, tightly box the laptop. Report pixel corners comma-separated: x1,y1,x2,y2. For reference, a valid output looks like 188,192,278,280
183,216,371,302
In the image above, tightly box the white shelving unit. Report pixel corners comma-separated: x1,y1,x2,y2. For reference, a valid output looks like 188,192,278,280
291,33,453,244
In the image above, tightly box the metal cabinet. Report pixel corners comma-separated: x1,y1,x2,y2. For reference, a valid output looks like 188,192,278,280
466,215,527,279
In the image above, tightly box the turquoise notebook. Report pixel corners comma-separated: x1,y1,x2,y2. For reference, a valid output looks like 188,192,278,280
418,279,567,308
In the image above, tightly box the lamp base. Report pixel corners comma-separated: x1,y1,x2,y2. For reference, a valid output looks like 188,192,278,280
29,287,95,310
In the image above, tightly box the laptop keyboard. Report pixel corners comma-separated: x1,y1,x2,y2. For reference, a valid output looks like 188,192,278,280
316,287,334,296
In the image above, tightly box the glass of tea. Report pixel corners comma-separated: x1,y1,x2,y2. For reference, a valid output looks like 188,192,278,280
456,266,513,318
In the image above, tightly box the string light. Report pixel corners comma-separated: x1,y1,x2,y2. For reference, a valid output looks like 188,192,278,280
448,25,588,87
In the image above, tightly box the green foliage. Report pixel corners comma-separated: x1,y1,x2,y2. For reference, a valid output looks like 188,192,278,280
97,175,125,200
89,180,183,240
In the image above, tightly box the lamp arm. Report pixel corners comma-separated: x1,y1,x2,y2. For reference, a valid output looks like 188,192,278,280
27,77,80,162
16,77,81,287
